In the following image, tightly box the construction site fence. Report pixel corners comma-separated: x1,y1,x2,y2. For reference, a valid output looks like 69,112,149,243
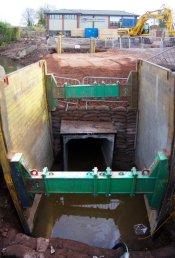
96,36,175,49
21,30,46,38
57,37,90,50
54,36,175,50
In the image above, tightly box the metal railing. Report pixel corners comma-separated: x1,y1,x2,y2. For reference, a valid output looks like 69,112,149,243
52,36,175,53
54,76,81,86
58,99,78,111
53,75,132,103
54,76,81,98
81,99,129,110
82,76,128,85
96,36,175,49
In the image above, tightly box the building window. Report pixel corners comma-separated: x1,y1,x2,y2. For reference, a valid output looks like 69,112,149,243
110,16,121,27
50,14,62,20
64,15,76,20
110,21,120,27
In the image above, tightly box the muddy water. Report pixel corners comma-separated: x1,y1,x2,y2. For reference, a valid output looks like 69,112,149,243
33,139,150,250
0,56,21,73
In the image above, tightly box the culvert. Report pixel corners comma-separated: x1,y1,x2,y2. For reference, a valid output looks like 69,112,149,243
1,57,175,256
60,120,117,171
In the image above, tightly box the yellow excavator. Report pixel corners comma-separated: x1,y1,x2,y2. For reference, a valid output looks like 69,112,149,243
118,8,175,37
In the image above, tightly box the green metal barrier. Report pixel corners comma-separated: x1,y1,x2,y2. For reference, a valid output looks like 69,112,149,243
65,84,120,98
10,151,168,211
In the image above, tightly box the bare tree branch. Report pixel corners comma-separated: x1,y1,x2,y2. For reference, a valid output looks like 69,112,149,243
22,8,35,26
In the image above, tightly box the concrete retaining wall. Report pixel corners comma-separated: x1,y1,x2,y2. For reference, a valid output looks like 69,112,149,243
51,105,137,170
136,60,175,169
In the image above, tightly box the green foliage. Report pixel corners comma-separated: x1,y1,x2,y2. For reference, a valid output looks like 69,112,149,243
36,5,54,27
37,7,46,27
32,24,46,32
0,22,20,45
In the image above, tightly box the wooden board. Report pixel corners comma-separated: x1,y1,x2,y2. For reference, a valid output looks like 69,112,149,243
0,61,53,170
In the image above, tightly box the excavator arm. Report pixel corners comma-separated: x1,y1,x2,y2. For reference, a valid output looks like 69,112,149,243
163,8,175,36
128,10,164,36
118,8,175,37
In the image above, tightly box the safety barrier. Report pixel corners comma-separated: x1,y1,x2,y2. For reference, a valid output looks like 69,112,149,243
96,37,175,49
56,37,90,50
54,36,175,51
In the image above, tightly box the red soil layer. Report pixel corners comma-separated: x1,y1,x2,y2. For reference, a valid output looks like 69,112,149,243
45,49,155,80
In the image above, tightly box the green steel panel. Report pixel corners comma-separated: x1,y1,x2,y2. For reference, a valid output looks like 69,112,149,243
104,85,119,97
46,75,58,110
65,85,95,98
65,84,119,98
10,151,169,210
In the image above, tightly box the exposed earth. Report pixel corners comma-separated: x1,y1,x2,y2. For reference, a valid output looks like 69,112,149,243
1,38,175,257
0,37,161,77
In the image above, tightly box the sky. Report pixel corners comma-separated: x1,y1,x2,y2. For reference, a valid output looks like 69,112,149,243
0,0,174,26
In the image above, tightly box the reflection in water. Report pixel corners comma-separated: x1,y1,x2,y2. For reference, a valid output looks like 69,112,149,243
51,198,121,248
33,193,150,250
33,136,150,250
71,199,121,210
0,56,21,74
52,215,120,248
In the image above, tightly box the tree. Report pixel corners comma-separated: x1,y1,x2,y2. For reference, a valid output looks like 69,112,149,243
37,4,54,27
22,8,35,26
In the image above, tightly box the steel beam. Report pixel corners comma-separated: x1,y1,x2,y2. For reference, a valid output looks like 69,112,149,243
10,151,169,210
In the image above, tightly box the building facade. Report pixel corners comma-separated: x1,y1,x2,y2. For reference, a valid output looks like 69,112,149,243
45,9,138,36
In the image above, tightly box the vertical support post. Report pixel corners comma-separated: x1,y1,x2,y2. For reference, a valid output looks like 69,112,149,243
145,152,169,209
0,120,30,233
130,167,138,196
105,39,107,48
10,155,33,208
129,37,131,49
119,37,122,49
57,35,62,54
112,39,115,48
43,167,49,194
77,14,80,28
90,37,96,53
157,138,175,224
141,37,144,49
150,152,169,209
106,167,111,196
93,167,98,196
